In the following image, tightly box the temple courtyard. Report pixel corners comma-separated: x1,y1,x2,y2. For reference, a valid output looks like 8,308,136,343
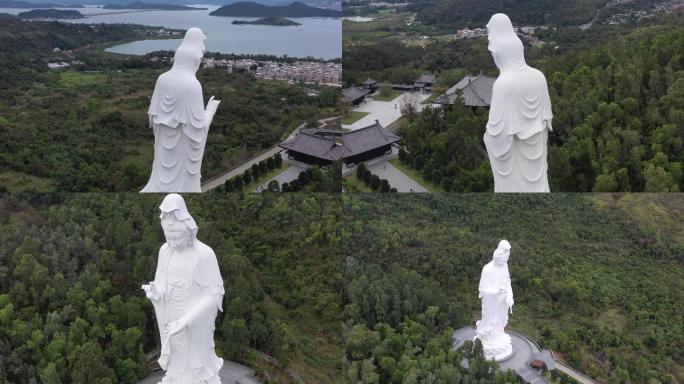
341,92,431,130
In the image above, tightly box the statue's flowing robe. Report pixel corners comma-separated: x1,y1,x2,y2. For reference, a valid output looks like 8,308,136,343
150,241,224,383
141,70,209,193
476,261,512,340
484,68,553,192
484,16,553,193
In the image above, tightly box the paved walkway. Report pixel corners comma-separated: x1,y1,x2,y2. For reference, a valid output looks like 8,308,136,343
139,360,260,384
342,92,430,130
201,147,284,192
253,164,307,192
367,161,428,193
201,123,306,192
556,362,598,384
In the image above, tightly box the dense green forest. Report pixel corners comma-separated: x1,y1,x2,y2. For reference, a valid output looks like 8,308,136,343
407,0,670,30
0,193,342,383
0,17,340,192
342,194,684,383
344,15,684,192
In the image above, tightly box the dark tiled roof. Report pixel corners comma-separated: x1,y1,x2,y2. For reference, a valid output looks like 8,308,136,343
432,74,495,107
391,83,416,90
339,121,401,158
415,73,436,84
280,121,401,160
342,86,369,103
278,133,339,161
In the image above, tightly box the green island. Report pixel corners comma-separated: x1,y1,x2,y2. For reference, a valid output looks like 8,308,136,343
102,2,208,11
210,1,341,17
343,1,684,192
0,16,340,192
342,193,684,383
232,16,302,26
17,9,84,19
0,193,343,383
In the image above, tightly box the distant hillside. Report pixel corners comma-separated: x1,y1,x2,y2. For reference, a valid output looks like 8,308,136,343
102,1,206,9
412,0,610,28
18,8,83,17
232,16,302,25
210,1,341,17
0,0,340,10
0,0,82,8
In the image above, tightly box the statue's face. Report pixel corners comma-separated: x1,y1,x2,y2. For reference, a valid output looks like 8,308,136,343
161,211,190,250
494,248,510,266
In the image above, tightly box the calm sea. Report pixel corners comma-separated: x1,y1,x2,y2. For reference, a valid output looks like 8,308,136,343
0,4,341,59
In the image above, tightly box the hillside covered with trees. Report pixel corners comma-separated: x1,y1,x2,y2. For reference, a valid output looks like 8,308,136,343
342,193,684,383
0,17,340,192
395,22,684,192
343,13,684,192
0,193,343,383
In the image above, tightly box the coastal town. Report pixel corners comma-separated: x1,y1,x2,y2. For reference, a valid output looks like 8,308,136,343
202,57,342,86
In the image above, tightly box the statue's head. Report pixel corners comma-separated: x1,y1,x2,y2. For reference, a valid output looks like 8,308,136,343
172,27,206,74
493,240,511,266
486,13,526,72
159,194,198,250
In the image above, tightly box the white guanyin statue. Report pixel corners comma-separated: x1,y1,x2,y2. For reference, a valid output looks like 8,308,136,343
475,240,514,361
484,14,553,192
142,194,224,383
141,27,220,193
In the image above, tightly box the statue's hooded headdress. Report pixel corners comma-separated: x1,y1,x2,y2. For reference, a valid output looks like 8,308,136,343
171,27,206,73
159,193,198,242
493,240,511,260
487,13,526,72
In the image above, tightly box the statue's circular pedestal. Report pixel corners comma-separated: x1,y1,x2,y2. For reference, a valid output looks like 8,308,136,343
452,326,555,384
138,360,261,384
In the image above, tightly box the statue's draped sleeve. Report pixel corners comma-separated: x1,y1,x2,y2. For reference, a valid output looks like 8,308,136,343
486,69,553,141
187,241,225,381
148,72,208,142
151,244,171,369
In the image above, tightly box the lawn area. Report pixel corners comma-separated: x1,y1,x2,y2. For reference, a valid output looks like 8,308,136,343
341,111,370,125
389,159,444,192
387,116,408,131
344,174,374,192
372,90,403,102
59,70,104,88
421,92,439,104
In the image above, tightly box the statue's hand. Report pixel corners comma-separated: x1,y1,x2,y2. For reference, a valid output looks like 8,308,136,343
206,96,220,117
142,283,160,301
166,317,187,335
506,296,514,310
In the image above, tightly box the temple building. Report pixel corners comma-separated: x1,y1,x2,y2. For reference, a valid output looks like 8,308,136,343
279,121,401,167
362,78,379,92
342,86,370,106
431,74,495,108
414,72,436,93
391,73,437,93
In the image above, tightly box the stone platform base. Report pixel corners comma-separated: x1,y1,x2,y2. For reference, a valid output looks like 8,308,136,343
452,326,555,384
138,360,260,384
